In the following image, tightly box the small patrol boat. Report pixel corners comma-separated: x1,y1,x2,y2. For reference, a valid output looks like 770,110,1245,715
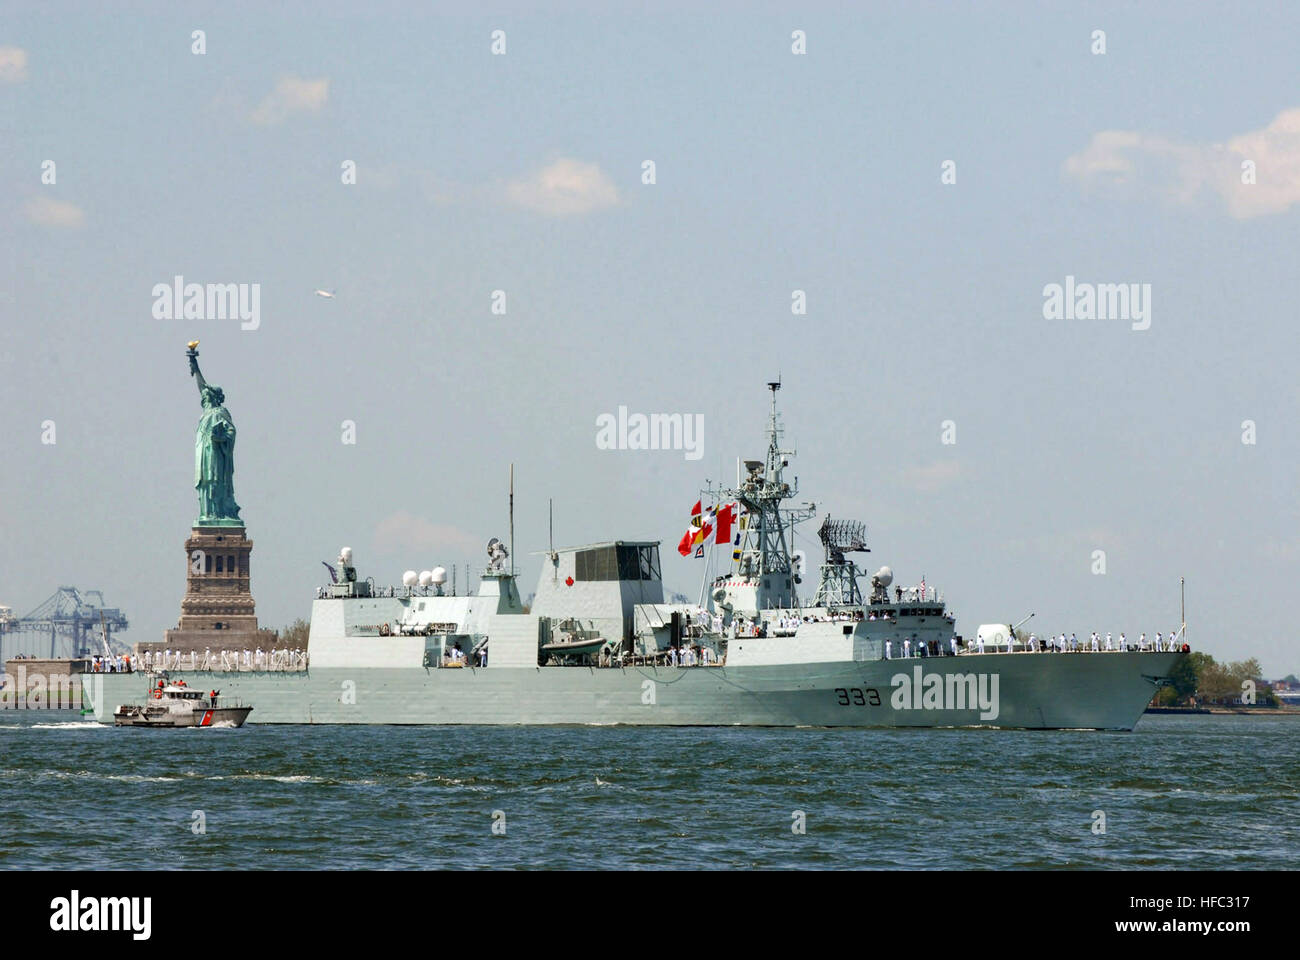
114,678,252,728
540,619,614,663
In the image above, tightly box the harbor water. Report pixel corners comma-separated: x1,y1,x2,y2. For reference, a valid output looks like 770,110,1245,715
2,714,1296,870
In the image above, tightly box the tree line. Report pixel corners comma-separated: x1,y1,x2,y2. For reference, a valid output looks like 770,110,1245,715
1153,652,1282,707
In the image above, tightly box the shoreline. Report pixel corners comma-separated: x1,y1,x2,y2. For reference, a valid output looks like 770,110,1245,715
1145,704,1300,716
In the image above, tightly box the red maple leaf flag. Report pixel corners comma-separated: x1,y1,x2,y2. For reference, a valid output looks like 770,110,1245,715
714,503,734,544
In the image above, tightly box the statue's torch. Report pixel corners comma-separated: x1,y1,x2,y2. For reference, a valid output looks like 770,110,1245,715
186,340,200,376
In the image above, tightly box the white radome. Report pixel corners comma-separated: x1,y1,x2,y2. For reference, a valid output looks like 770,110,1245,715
340,547,353,562
402,570,418,587
418,571,433,587
875,566,893,587
431,567,447,585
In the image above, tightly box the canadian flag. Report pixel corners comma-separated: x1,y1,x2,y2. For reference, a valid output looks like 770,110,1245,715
714,503,735,544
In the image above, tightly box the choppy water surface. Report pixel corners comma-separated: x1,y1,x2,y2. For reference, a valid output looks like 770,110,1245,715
1,715,1296,869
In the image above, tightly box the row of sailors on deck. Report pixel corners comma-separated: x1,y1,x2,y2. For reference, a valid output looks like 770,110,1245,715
885,638,959,659
140,648,309,671
90,654,133,673
667,644,716,667
732,611,867,638
1021,631,1185,653
884,629,1186,658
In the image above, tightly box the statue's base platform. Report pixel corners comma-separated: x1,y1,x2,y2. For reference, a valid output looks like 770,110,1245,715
147,525,280,656
137,628,280,657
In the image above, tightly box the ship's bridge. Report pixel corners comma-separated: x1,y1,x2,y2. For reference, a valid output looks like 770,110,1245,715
532,541,664,648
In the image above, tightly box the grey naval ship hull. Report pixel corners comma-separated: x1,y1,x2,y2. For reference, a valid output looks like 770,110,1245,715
84,651,1179,730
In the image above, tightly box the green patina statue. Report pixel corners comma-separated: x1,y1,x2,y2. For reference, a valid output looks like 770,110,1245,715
187,342,243,526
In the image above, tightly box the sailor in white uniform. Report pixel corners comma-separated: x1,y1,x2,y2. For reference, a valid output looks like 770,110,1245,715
1090,632,1099,652
1117,633,1126,651
885,639,892,659
950,635,958,656
903,638,912,658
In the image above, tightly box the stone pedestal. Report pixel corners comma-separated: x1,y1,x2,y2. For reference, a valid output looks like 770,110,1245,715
138,526,277,655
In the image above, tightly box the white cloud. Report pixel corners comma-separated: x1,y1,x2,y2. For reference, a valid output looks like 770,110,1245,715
902,460,961,493
250,75,329,126
504,158,619,216
1064,109,1300,219
372,511,481,558
25,195,85,229
0,46,28,83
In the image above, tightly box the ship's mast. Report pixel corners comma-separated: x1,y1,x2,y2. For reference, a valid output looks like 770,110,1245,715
714,381,815,612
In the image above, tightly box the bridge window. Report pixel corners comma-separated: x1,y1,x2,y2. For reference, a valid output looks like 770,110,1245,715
639,545,660,581
576,546,617,581
576,545,660,581
216,556,224,573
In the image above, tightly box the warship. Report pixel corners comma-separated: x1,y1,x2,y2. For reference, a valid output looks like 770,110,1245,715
86,381,1183,728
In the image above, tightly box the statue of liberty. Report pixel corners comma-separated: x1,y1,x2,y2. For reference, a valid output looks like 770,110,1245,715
186,341,243,526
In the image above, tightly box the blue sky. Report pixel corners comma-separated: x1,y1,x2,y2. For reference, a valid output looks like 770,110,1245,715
2,2,1297,673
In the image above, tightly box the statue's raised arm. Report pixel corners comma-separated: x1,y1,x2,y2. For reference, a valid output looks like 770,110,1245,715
187,340,209,397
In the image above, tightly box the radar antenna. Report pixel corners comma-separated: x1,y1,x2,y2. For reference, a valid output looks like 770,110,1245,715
811,514,869,608
817,516,868,566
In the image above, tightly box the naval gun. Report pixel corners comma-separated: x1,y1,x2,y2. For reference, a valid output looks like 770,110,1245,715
486,537,509,573
976,613,1034,651
326,546,372,598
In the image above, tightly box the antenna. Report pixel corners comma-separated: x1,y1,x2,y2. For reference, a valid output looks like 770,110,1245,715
549,497,558,576
509,464,515,577
817,515,868,565
1180,576,1186,642
98,610,113,662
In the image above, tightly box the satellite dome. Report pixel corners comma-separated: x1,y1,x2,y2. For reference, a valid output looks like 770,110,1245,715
874,566,894,586
340,547,353,562
402,570,418,587
418,570,433,587
431,567,447,585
